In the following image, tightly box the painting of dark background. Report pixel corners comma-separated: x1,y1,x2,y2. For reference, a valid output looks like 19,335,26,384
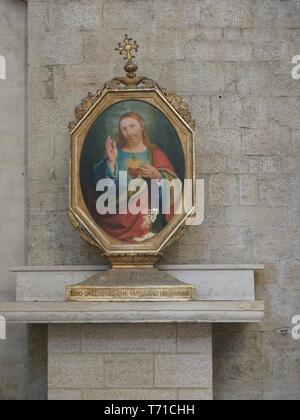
80,100,186,207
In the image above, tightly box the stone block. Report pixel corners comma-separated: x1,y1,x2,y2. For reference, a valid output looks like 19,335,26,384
253,0,300,29
291,28,300,42
28,179,67,213
0,362,27,401
274,290,300,321
187,27,223,42
263,390,300,401
27,325,48,366
198,154,248,176
27,211,56,266
216,43,252,62
40,31,84,65
242,128,292,156
54,64,112,102
258,175,288,207
49,0,101,31
189,97,212,129
48,354,104,389
220,97,270,129
223,206,287,227
27,328,48,400
189,41,217,62
154,0,201,28
288,204,300,227
0,325,27,364
235,63,272,97
214,330,262,357
81,389,177,401
262,347,300,400
198,154,227,174
239,174,259,206
207,245,256,265
103,0,154,29
249,157,281,174
16,266,256,302
27,66,58,114
16,270,103,302
200,129,242,155
0,97,19,136
224,155,249,174
27,137,55,182
210,96,221,127
243,27,293,43
224,29,241,42
254,41,283,62
269,61,300,98
28,0,49,33
48,325,81,354
292,131,300,154
162,61,227,96
201,0,253,28
270,97,300,130
27,361,47,401
171,266,255,298
83,31,117,65
292,227,300,259
177,324,212,354
209,174,239,206
48,389,81,401
81,324,176,353
254,226,297,261
155,355,212,388
104,354,154,388
214,353,263,400
178,389,213,400
281,157,300,174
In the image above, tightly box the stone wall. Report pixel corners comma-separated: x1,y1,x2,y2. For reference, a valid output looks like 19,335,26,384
47,324,212,400
2,0,300,399
0,0,27,400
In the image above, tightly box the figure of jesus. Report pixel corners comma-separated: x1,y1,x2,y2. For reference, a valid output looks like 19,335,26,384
89,112,178,242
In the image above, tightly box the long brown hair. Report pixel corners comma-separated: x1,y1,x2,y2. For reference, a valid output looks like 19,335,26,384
118,112,155,150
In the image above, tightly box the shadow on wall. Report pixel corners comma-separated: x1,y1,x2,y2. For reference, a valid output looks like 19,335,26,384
0,0,27,400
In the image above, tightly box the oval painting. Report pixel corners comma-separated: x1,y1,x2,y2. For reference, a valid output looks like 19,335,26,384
80,99,185,243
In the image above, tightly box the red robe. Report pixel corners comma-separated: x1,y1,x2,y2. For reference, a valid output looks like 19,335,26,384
88,147,178,242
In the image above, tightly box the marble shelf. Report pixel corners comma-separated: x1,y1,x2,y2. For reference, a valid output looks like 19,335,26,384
0,300,264,324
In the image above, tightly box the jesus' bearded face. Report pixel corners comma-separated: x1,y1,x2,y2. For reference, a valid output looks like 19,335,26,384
120,117,144,144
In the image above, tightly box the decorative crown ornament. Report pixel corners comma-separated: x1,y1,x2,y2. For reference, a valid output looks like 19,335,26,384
69,35,195,132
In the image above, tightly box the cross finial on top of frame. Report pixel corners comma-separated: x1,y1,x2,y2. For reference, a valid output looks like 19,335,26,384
115,35,139,62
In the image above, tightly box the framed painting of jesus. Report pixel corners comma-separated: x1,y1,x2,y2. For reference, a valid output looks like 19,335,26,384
68,36,196,267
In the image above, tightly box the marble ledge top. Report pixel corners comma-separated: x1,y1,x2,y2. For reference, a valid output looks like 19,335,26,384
10,264,265,272
0,300,264,324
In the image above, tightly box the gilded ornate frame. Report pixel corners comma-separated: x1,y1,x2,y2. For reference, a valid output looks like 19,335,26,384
68,38,196,268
